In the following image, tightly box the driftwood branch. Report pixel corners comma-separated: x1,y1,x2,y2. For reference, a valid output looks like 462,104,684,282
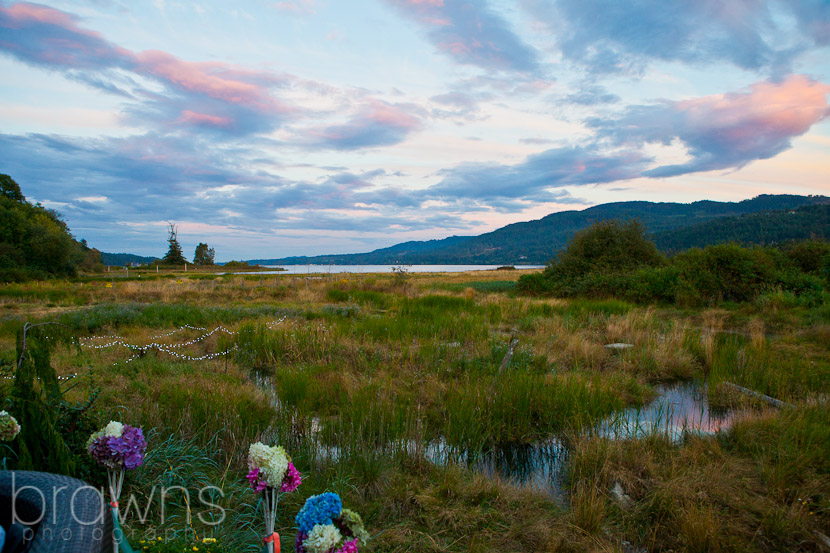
498,338,519,374
722,381,793,409
16,321,70,370
815,531,830,552
488,337,520,403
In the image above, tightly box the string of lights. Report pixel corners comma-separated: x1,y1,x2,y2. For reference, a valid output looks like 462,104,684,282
5,318,288,383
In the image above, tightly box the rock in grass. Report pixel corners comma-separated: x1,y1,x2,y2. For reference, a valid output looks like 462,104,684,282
611,481,633,509
605,343,634,350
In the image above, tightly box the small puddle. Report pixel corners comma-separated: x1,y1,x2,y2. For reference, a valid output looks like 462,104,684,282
430,381,735,500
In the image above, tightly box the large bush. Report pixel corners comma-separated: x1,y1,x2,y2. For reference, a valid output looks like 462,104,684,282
519,219,665,297
550,219,664,277
782,239,830,275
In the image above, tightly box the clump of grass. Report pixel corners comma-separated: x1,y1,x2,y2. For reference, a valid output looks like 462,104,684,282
550,298,635,320
121,431,265,552
567,410,829,553
568,483,606,535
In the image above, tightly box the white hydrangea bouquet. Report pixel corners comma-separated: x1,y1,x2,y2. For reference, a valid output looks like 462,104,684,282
246,442,302,553
0,410,21,470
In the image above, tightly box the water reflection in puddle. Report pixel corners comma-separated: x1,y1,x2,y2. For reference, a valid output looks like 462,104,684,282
470,438,570,501
598,381,732,443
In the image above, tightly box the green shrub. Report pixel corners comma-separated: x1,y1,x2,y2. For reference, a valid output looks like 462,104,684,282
782,239,830,275
325,288,350,302
674,244,778,304
517,272,554,295
523,220,666,299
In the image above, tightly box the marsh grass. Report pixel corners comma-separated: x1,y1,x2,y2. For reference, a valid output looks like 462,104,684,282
431,280,518,294
48,303,297,334
2,268,829,551
707,333,830,404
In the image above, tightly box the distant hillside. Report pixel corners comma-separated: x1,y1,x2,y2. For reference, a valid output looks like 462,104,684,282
249,235,473,265
653,203,830,251
101,252,160,266
252,194,829,265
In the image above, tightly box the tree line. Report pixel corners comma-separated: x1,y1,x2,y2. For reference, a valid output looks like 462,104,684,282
0,174,217,281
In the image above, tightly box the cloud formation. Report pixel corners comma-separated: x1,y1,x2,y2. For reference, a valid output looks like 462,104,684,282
590,75,830,176
1,1,828,257
524,0,827,74
422,75,829,207
0,132,429,236
0,2,294,135
298,100,423,150
429,146,649,205
0,2,131,69
384,0,539,73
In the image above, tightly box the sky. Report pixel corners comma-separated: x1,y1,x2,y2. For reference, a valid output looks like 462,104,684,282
1,0,829,261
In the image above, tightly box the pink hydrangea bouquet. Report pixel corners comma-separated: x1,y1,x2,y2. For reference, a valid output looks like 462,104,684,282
246,442,302,553
294,493,369,553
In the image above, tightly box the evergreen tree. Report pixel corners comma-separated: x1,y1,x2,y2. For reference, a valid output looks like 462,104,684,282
163,222,187,264
11,323,75,474
193,242,215,265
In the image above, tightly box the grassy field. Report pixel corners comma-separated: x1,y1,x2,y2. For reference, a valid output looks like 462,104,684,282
1,268,829,552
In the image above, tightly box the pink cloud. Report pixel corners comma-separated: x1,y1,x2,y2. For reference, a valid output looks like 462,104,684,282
0,2,133,68
0,3,301,132
2,2,77,26
134,50,290,115
301,100,422,150
440,41,472,55
177,110,233,128
675,75,830,141
594,74,830,177
364,100,421,129
383,0,538,73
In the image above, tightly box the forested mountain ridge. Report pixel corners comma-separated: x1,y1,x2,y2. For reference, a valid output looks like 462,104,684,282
653,203,830,251
100,252,161,266
248,235,473,266
252,194,829,265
